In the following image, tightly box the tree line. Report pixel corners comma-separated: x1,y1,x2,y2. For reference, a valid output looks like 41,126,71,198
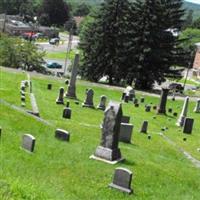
79,0,191,90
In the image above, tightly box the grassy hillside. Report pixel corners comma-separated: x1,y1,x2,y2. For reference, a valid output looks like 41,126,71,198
0,67,200,200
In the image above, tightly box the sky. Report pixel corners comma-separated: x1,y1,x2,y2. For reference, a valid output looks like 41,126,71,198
185,0,200,4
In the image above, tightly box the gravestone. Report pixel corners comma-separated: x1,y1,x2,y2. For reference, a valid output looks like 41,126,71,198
121,92,126,101
176,96,189,126
55,129,70,141
47,84,52,90
82,89,95,108
157,88,169,114
63,102,71,119
122,86,135,101
172,94,176,101
153,105,157,110
173,112,178,117
65,54,79,99
65,79,69,85
56,87,64,104
109,167,133,194
135,103,139,108
194,99,200,113
168,108,173,113
119,123,133,143
124,95,129,103
121,116,130,123
91,102,123,163
97,95,107,111
21,134,35,152
133,98,138,105
145,105,151,112
140,121,148,133
21,96,25,102
20,90,25,96
183,118,194,134
140,97,145,103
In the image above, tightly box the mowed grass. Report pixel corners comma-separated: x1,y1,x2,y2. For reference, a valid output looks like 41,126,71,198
0,68,200,200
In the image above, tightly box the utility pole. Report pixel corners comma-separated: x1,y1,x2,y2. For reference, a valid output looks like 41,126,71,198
2,1,8,33
63,24,74,75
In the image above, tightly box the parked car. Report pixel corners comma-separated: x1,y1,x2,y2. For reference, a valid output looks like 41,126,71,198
49,37,60,45
169,83,183,92
47,62,62,69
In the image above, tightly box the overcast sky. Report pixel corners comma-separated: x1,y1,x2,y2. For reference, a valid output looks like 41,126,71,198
185,0,200,4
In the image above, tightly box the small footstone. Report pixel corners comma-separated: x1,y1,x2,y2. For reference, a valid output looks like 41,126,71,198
65,79,69,85
173,112,178,117
47,84,52,90
63,102,71,119
153,105,157,110
147,135,151,140
140,121,148,133
153,116,156,119
109,168,133,194
168,108,172,113
55,129,70,141
134,103,139,108
183,138,187,141
75,101,79,105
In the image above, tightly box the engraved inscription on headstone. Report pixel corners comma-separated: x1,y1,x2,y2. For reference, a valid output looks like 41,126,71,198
55,129,70,141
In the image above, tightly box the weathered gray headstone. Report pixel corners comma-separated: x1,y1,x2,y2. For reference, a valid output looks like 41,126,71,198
109,167,133,194
133,98,138,105
194,99,200,113
119,123,133,143
157,88,169,114
121,116,130,124
55,129,70,141
65,54,79,99
21,134,35,152
82,89,95,108
63,102,71,119
97,95,107,111
183,118,194,134
176,96,189,126
140,121,148,133
92,102,123,163
56,87,64,104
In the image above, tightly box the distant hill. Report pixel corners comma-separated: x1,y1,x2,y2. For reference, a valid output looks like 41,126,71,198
183,1,200,19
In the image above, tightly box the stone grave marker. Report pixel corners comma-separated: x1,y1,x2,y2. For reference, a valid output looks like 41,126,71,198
91,102,123,163
157,88,169,114
119,123,133,143
21,134,36,152
47,84,52,90
140,121,148,133
145,105,151,112
173,112,178,117
63,101,71,119
121,116,130,123
194,99,200,113
168,108,173,113
153,105,157,110
65,53,79,99
82,89,95,108
176,96,189,126
97,95,107,111
135,103,139,108
55,129,70,141
133,98,138,105
56,87,64,104
183,118,194,134
140,97,145,103
124,95,129,103
109,167,133,194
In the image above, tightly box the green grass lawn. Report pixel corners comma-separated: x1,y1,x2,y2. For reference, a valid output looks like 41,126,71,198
1,68,200,200
45,51,75,60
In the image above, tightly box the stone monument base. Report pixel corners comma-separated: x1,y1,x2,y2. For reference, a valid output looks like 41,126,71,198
90,146,124,164
82,103,95,108
109,183,133,194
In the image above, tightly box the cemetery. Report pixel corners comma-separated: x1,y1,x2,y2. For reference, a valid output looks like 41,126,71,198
0,66,200,200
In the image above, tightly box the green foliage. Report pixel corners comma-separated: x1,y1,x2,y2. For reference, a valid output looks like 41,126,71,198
80,0,187,90
38,0,70,27
179,28,200,50
192,17,200,29
73,3,91,16
0,34,46,72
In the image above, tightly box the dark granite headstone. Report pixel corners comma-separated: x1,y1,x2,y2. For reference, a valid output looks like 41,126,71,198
109,167,133,194
153,105,157,110
63,102,71,119
157,88,169,114
21,134,35,152
121,116,130,124
140,121,148,133
145,105,151,112
173,112,178,117
183,118,194,134
140,97,145,103
56,87,64,104
119,123,133,143
93,102,123,162
124,95,129,103
82,89,95,108
47,84,52,90
55,129,70,141
133,98,138,105
168,108,173,113
135,103,139,108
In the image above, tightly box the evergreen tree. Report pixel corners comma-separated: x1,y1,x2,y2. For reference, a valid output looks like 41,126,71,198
80,0,134,84
38,0,70,26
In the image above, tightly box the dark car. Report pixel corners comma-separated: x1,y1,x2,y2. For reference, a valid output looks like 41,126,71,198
169,83,183,92
47,62,62,69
